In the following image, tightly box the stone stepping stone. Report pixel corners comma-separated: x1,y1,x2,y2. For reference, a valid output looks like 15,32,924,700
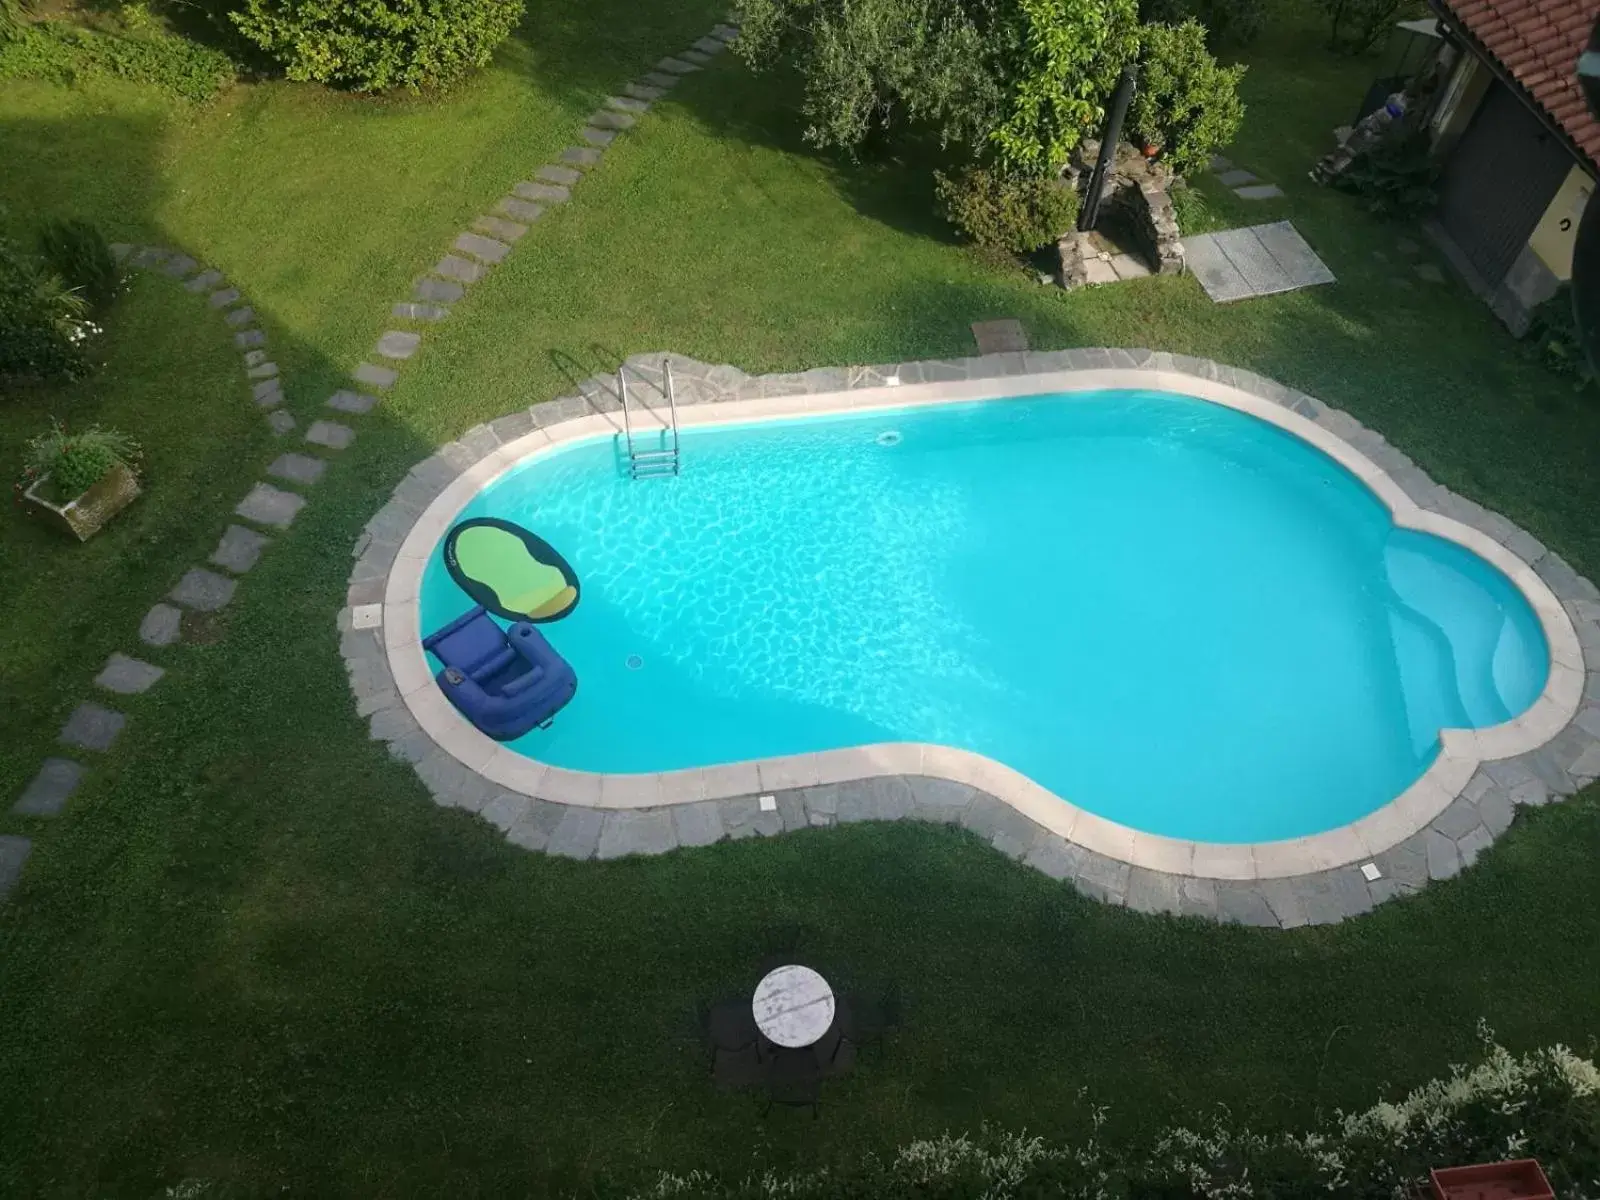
581,127,617,148
712,24,740,40
1397,237,1422,256
1416,262,1444,283
14,758,83,816
244,349,268,367
607,95,650,114
680,48,711,65
535,164,582,186
496,196,545,223
393,302,450,321
185,268,224,293
131,246,171,268
376,331,422,360
970,318,1029,354
209,287,241,308
353,362,398,389
658,56,700,73
453,232,511,264
267,453,327,486
588,110,635,131
305,420,355,450
110,242,134,260
434,254,487,284
161,254,199,278
0,836,32,902
1235,183,1285,200
169,567,237,612
623,82,665,102
224,306,255,328
139,603,183,647
328,389,378,414
247,361,279,381
252,379,283,408
95,653,165,695
561,146,605,167
1217,168,1257,187
1255,220,1336,287
60,703,125,752
414,277,465,304
1209,153,1235,172
513,180,571,204
266,410,296,436
640,71,679,89
1110,253,1152,280
694,35,725,53
236,482,306,529
471,215,527,243
234,329,267,349
210,524,270,573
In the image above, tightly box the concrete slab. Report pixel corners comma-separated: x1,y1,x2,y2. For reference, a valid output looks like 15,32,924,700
1182,233,1254,303
970,319,1028,354
1185,223,1334,303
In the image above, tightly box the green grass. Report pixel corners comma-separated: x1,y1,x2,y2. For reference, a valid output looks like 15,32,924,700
1,2,1599,1196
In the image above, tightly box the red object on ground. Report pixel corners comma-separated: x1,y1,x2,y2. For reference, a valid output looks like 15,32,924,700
1429,1159,1555,1200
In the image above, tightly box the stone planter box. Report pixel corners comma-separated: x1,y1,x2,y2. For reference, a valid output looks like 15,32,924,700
1429,1160,1553,1200
22,462,142,541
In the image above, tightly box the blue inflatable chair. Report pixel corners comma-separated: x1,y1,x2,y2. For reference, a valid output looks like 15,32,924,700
421,605,577,741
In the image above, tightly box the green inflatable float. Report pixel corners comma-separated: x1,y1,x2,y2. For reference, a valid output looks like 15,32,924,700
443,518,580,623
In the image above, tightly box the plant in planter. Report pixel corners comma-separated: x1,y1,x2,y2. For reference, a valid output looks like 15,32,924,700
18,421,143,541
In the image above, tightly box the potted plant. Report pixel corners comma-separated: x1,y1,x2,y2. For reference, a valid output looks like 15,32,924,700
18,421,143,541
1429,1159,1554,1200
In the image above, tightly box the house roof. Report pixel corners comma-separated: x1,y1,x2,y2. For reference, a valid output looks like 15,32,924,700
1435,0,1600,167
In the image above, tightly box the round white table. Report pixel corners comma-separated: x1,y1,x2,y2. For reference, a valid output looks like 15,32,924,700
752,964,836,1049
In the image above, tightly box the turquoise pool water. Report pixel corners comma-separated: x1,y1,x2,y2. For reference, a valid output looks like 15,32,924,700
418,390,1549,843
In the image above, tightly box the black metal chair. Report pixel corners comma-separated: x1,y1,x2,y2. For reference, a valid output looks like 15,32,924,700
834,985,901,1062
698,998,762,1079
762,1046,822,1118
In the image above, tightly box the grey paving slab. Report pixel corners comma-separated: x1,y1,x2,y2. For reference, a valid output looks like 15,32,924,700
60,703,125,752
680,48,711,65
497,196,545,223
354,362,398,389
161,253,199,278
247,361,279,380
433,254,487,284
306,420,355,450
235,482,306,529
970,319,1028,354
327,389,379,414
673,800,726,847
588,109,635,131
139,602,182,647
266,410,296,436
561,146,605,167
267,453,327,486
1234,183,1285,200
393,302,450,321
1182,233,1253,303
252,379,283,408
1125,867,1184,915
536,164,583,186
131,246,171,268
622,82,665,102
0,836,31,901
1216,883,1278,927
471,215,527,243
1216,226,1296,294
453,232,511,264
224,306,255,328
243,349,268,368
506,799,566,850
209,286,241,308
94,653,165,695
169,567,237,612
1110,254,1151,280
1208,154,1234,172
375,331,422,360
1217,168,1258,187
1178,876,1219,920
233,329,266,349
513,181,571,204
597,809,678,859
210,524,270,573
546,805,605,859
185,268,224,293
414,277,465,304
1425,829,1462,879
580,127,617,147
14,759,84,816
693,35,725,54
1254,220,1337,286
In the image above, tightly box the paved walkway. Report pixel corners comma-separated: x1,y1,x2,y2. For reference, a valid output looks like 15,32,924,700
1184,221,1335,303
1208,153,1284,201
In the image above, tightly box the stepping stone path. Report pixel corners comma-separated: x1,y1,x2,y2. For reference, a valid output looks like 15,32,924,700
7,18,745,905
1206,153,1285,201
1183,221,1335,303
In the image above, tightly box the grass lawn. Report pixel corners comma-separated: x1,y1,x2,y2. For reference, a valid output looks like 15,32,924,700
1,1,1598,1196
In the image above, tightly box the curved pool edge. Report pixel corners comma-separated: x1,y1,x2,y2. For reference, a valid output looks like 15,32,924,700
344,349,1600,927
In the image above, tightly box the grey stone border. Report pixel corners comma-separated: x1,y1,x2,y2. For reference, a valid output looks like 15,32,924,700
339,349,1600,926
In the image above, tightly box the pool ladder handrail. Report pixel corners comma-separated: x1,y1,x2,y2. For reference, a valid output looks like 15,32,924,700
619,359,681,480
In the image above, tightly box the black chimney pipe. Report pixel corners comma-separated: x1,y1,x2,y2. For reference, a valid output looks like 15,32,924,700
1077,63,1140,232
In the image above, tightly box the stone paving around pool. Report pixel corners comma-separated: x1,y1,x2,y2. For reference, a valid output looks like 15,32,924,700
340,350,1600,930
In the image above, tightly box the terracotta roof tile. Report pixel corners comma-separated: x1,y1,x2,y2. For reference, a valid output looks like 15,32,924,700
1437,0,1600,165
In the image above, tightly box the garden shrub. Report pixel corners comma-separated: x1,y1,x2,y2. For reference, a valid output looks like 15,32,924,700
1140,0,1264,48
1168,181,1214,234
935,166,1080,255
0,19,234,100
619,1035,1600,1198
0,238,94,384
1314,0,1403,54
21,422,142,501
230,0,526,92
1528,285,1597,390
1332,130,1439,219
1128,20,1245,178
37,218,124,310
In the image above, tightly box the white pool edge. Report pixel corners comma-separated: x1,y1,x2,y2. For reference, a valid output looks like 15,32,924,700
373,363,1586,883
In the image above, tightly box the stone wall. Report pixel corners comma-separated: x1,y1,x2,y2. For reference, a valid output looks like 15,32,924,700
1057,139,1185,287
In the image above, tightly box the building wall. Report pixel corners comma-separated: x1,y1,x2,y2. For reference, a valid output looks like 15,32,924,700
1430,53,1491,154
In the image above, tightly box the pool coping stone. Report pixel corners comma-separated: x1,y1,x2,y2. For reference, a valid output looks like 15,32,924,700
340,350,1600,927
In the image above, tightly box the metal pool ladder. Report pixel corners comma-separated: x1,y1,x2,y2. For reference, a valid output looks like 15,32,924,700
619,358,681,480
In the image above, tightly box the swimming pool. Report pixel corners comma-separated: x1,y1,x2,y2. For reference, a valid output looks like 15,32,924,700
413,387,1550,844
